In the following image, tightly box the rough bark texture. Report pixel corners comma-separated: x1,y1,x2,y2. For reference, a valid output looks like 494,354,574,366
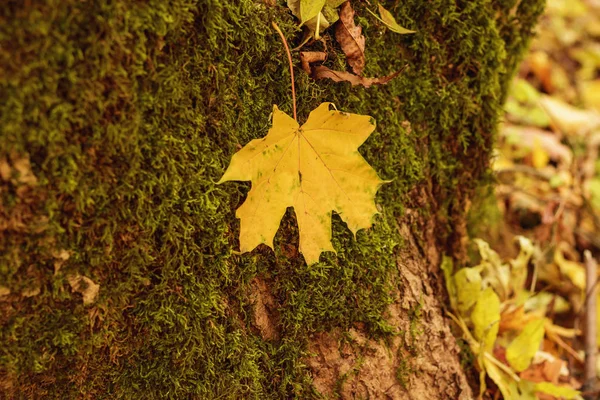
306,220,473,399
0,0,543,399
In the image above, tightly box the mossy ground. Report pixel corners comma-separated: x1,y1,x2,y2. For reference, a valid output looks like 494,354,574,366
0,0,543,398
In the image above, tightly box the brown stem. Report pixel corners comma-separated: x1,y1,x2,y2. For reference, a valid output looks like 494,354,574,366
584,250,598,395
272,22,297,121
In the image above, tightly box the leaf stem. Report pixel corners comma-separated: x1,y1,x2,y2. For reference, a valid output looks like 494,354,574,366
365,7,386,25
272,22,297,121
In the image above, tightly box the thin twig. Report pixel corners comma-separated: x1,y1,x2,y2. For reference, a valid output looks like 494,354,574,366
584,250,598,394
547,329,585,363
271,22,297,121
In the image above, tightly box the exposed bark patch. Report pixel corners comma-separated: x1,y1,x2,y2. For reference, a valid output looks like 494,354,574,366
305,216,473,400
249,278,280,340
393,222,473,400
307,327,401,399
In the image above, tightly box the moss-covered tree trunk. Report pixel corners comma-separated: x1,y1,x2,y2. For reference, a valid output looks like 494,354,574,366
0,0,543,398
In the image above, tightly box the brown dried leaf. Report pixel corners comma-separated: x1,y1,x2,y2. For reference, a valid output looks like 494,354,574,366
52,249,71,274
12,157,37,186
312,66,400,88
21,287,41,297
335,1,365,75
300,51,327,74
0,158,10,181
68,274,100,305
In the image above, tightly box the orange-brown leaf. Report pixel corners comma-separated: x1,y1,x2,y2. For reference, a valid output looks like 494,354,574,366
312,66,399,88
335,1,365,75
300,51,327,73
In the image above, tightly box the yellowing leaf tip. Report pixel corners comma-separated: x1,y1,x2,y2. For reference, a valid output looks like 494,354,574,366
374,4,416,35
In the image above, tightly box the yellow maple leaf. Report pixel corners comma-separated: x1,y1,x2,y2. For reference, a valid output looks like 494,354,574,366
218,103,387,265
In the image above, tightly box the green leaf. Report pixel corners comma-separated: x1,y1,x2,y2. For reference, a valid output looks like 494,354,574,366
590,177,600,210
517,379,541,400
471,287,500,351
377,4,415,34
454,267,483,314
300,0,326,24
287,0,330,40
321,5,339,25
535,382,581,399
474,238,511,300
510,236,534,295
524,292,570,314
506,319,545,372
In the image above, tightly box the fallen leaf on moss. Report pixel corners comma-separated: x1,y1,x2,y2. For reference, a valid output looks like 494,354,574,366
12,157,37,186
300,50,401,87
68,274,100,305
300,51,327,73
218,103,387,265
21,287,41,297
336,1,365,75
52,249,71,274
312,66,400,88
0,286,10,297
376,4,415,34
287,0,330,40
300,0,326,24
287,0,345,41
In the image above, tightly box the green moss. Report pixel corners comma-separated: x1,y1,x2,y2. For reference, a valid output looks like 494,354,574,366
408,299,424,346
335,353,365,398
396,357,415,390
0,0,543,398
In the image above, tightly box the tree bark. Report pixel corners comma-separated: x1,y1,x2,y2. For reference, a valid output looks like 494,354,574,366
0,0,543,399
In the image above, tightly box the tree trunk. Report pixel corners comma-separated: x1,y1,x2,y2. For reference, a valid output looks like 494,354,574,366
0,0,543,398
